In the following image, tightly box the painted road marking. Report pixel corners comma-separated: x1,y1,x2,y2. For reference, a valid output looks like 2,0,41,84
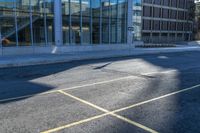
61,76,135,91
113,83,200,113
0,90,57,103
58,90,109,113
41,83,200,133
0,76,135,103
0,68,193,100
41,90,158,133
143,69,178,76
0,69,179,103
40,113,110,133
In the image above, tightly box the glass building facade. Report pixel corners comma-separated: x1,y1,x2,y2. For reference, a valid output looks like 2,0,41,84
0,0,194,49
194,0,200,40
0,0,128,47
133,0,142,41
0,0,55,47
61,0,128,45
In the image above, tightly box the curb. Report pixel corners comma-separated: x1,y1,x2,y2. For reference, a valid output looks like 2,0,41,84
0,47,200,68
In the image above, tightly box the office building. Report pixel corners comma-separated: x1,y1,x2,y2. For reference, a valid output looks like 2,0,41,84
142,0,194,43
0,0,194,55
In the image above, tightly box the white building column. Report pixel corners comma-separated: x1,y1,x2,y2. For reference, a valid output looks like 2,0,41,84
54,0,63,46
127,0,133,45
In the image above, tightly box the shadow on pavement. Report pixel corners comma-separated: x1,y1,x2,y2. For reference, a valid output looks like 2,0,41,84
0,62,82,104
0,51,200,133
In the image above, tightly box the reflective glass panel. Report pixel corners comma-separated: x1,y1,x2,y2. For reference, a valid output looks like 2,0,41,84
133,0,141,41
110,0,117,44
91,0,100,44
16,0,32,46
71,0,81,44
32,0,46,46
101,0,110,44
62,0,70,45
82,0,91,44
118,0,127,43
45,0,55,45
0,0,17,47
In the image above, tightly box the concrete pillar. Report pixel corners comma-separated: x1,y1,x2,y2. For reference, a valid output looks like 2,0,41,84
127,0,133,45
54,0,63,46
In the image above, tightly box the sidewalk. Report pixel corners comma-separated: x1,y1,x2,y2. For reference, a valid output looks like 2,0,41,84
0,46,200,68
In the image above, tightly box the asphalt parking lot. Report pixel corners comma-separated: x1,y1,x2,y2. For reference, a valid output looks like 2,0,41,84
0,51,200,133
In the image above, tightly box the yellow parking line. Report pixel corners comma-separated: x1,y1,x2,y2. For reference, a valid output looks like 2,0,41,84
0,69,183,103
58,90,109,112
0,70,180,103
111,113,158,133
60,69,180,92
41,90,158,133
61,75,135,91
41,83,200,133
113,83,200,113
0,76,134,103
41,113,110,133
0,90,57,103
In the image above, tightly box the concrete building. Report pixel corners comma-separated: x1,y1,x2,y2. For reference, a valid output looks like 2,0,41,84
0,0,195,56
141,0,194,43
194,0,200,40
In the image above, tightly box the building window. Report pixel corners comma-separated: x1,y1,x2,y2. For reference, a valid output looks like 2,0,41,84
91,0,101,44
117,0,127,43
171,0,177,8
32,0,46,46
16,0,32,46
45,0,55,45
143,19,151,30
143,0,152,4
62,0,70,45
153,0,161,5
101,0,110,44
170,10,177,19
161,21,168,30
1,0,128,47
162,0,170,6
169,22,176,31
153,7,161,18
82,0,91,45
133,0,142,41
177,22,183,31
152,20,160,30
178,0,185,8
0,0,17,47
70,0,81,44
143,6,152,17
178,11,184,20
110,0,117,44
162,9,169,19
